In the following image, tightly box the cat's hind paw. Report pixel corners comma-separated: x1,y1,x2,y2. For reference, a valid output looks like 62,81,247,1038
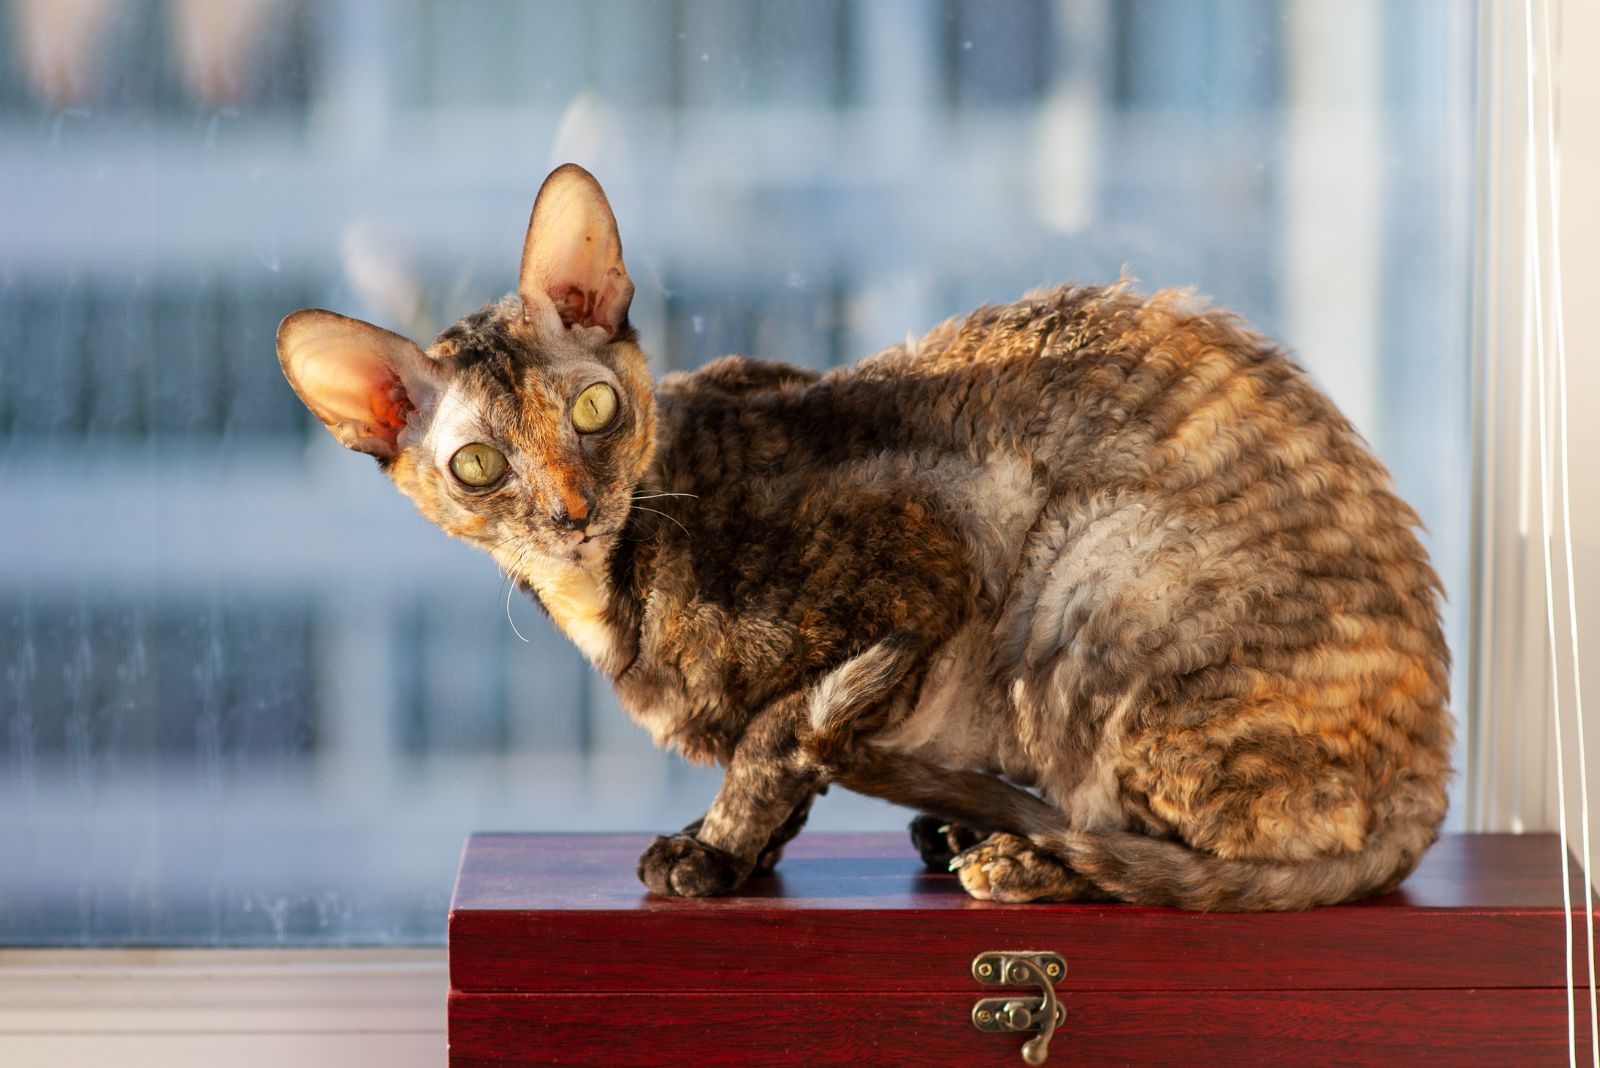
637,833,744,897
952,833,1108,903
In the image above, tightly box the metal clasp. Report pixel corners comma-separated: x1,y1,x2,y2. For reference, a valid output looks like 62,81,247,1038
971,951,1066,1065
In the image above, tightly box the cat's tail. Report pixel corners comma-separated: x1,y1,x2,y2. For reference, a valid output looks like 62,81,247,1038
1031,801,1439,912
839,748,1441,911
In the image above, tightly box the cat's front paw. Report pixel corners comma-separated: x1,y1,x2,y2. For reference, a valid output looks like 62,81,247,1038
637,833,744,897
908,814,987,871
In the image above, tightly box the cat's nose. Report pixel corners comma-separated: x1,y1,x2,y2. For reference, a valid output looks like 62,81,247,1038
554,507,590,533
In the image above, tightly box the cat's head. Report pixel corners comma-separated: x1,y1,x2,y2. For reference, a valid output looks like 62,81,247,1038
276,164,654,575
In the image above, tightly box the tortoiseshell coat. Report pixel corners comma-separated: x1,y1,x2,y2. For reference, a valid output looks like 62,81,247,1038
278,166,1451,910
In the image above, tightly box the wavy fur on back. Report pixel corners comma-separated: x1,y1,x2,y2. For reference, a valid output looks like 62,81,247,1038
794,285,1453,908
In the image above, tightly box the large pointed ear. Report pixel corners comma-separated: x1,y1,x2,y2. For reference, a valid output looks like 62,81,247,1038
276,309,443,460
518,163,634,345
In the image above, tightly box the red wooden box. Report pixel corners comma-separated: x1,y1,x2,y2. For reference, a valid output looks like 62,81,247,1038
449,832,1594,1066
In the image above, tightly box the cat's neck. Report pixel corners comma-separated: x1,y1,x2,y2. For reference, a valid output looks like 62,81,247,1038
527,555,620,669
488,532,633,675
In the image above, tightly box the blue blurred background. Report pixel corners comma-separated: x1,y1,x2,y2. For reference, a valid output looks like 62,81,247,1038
0,0,1475,944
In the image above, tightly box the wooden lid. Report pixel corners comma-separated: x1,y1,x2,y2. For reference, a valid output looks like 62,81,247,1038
450,832,1593,994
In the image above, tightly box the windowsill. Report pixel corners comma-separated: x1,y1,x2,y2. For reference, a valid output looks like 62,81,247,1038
0,948,445,1068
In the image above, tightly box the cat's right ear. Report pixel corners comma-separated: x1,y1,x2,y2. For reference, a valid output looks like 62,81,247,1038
276,309,442,460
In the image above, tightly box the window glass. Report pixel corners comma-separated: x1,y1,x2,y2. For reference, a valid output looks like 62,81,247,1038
0,0,1476,945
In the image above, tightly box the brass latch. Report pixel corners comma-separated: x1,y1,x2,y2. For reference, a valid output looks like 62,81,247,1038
971,951,1066,1065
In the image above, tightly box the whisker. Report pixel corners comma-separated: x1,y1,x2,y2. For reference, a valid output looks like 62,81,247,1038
490,534,525,598
486,531,524,552
487,532,525,572
632,505,691,540
503,546,532,643
485,529,528,557
631,491,700,501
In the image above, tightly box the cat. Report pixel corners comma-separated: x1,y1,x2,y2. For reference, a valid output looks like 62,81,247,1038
276,163,1452,910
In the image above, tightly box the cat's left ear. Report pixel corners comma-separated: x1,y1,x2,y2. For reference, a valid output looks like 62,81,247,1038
518,163,634,346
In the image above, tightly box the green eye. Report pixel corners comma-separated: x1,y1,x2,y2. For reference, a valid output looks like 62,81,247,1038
449,442,507,487
573,382,618,433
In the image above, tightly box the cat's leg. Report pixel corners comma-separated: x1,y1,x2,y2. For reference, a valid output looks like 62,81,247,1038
951,833,1115,902
839,747,1061,837
639,636,929,897
664,789,818,876
907,814,987,871
751,788,821,874
638,707,823,897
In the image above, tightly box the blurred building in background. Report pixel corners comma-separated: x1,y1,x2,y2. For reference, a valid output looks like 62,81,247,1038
0,0,1474,943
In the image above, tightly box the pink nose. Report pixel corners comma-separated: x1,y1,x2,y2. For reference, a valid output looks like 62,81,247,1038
554,481,591,529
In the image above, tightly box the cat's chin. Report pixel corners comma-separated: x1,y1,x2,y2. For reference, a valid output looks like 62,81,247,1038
567,531,612,568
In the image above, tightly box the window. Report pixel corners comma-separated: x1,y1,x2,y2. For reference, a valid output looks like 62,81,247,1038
1,0,1477,947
